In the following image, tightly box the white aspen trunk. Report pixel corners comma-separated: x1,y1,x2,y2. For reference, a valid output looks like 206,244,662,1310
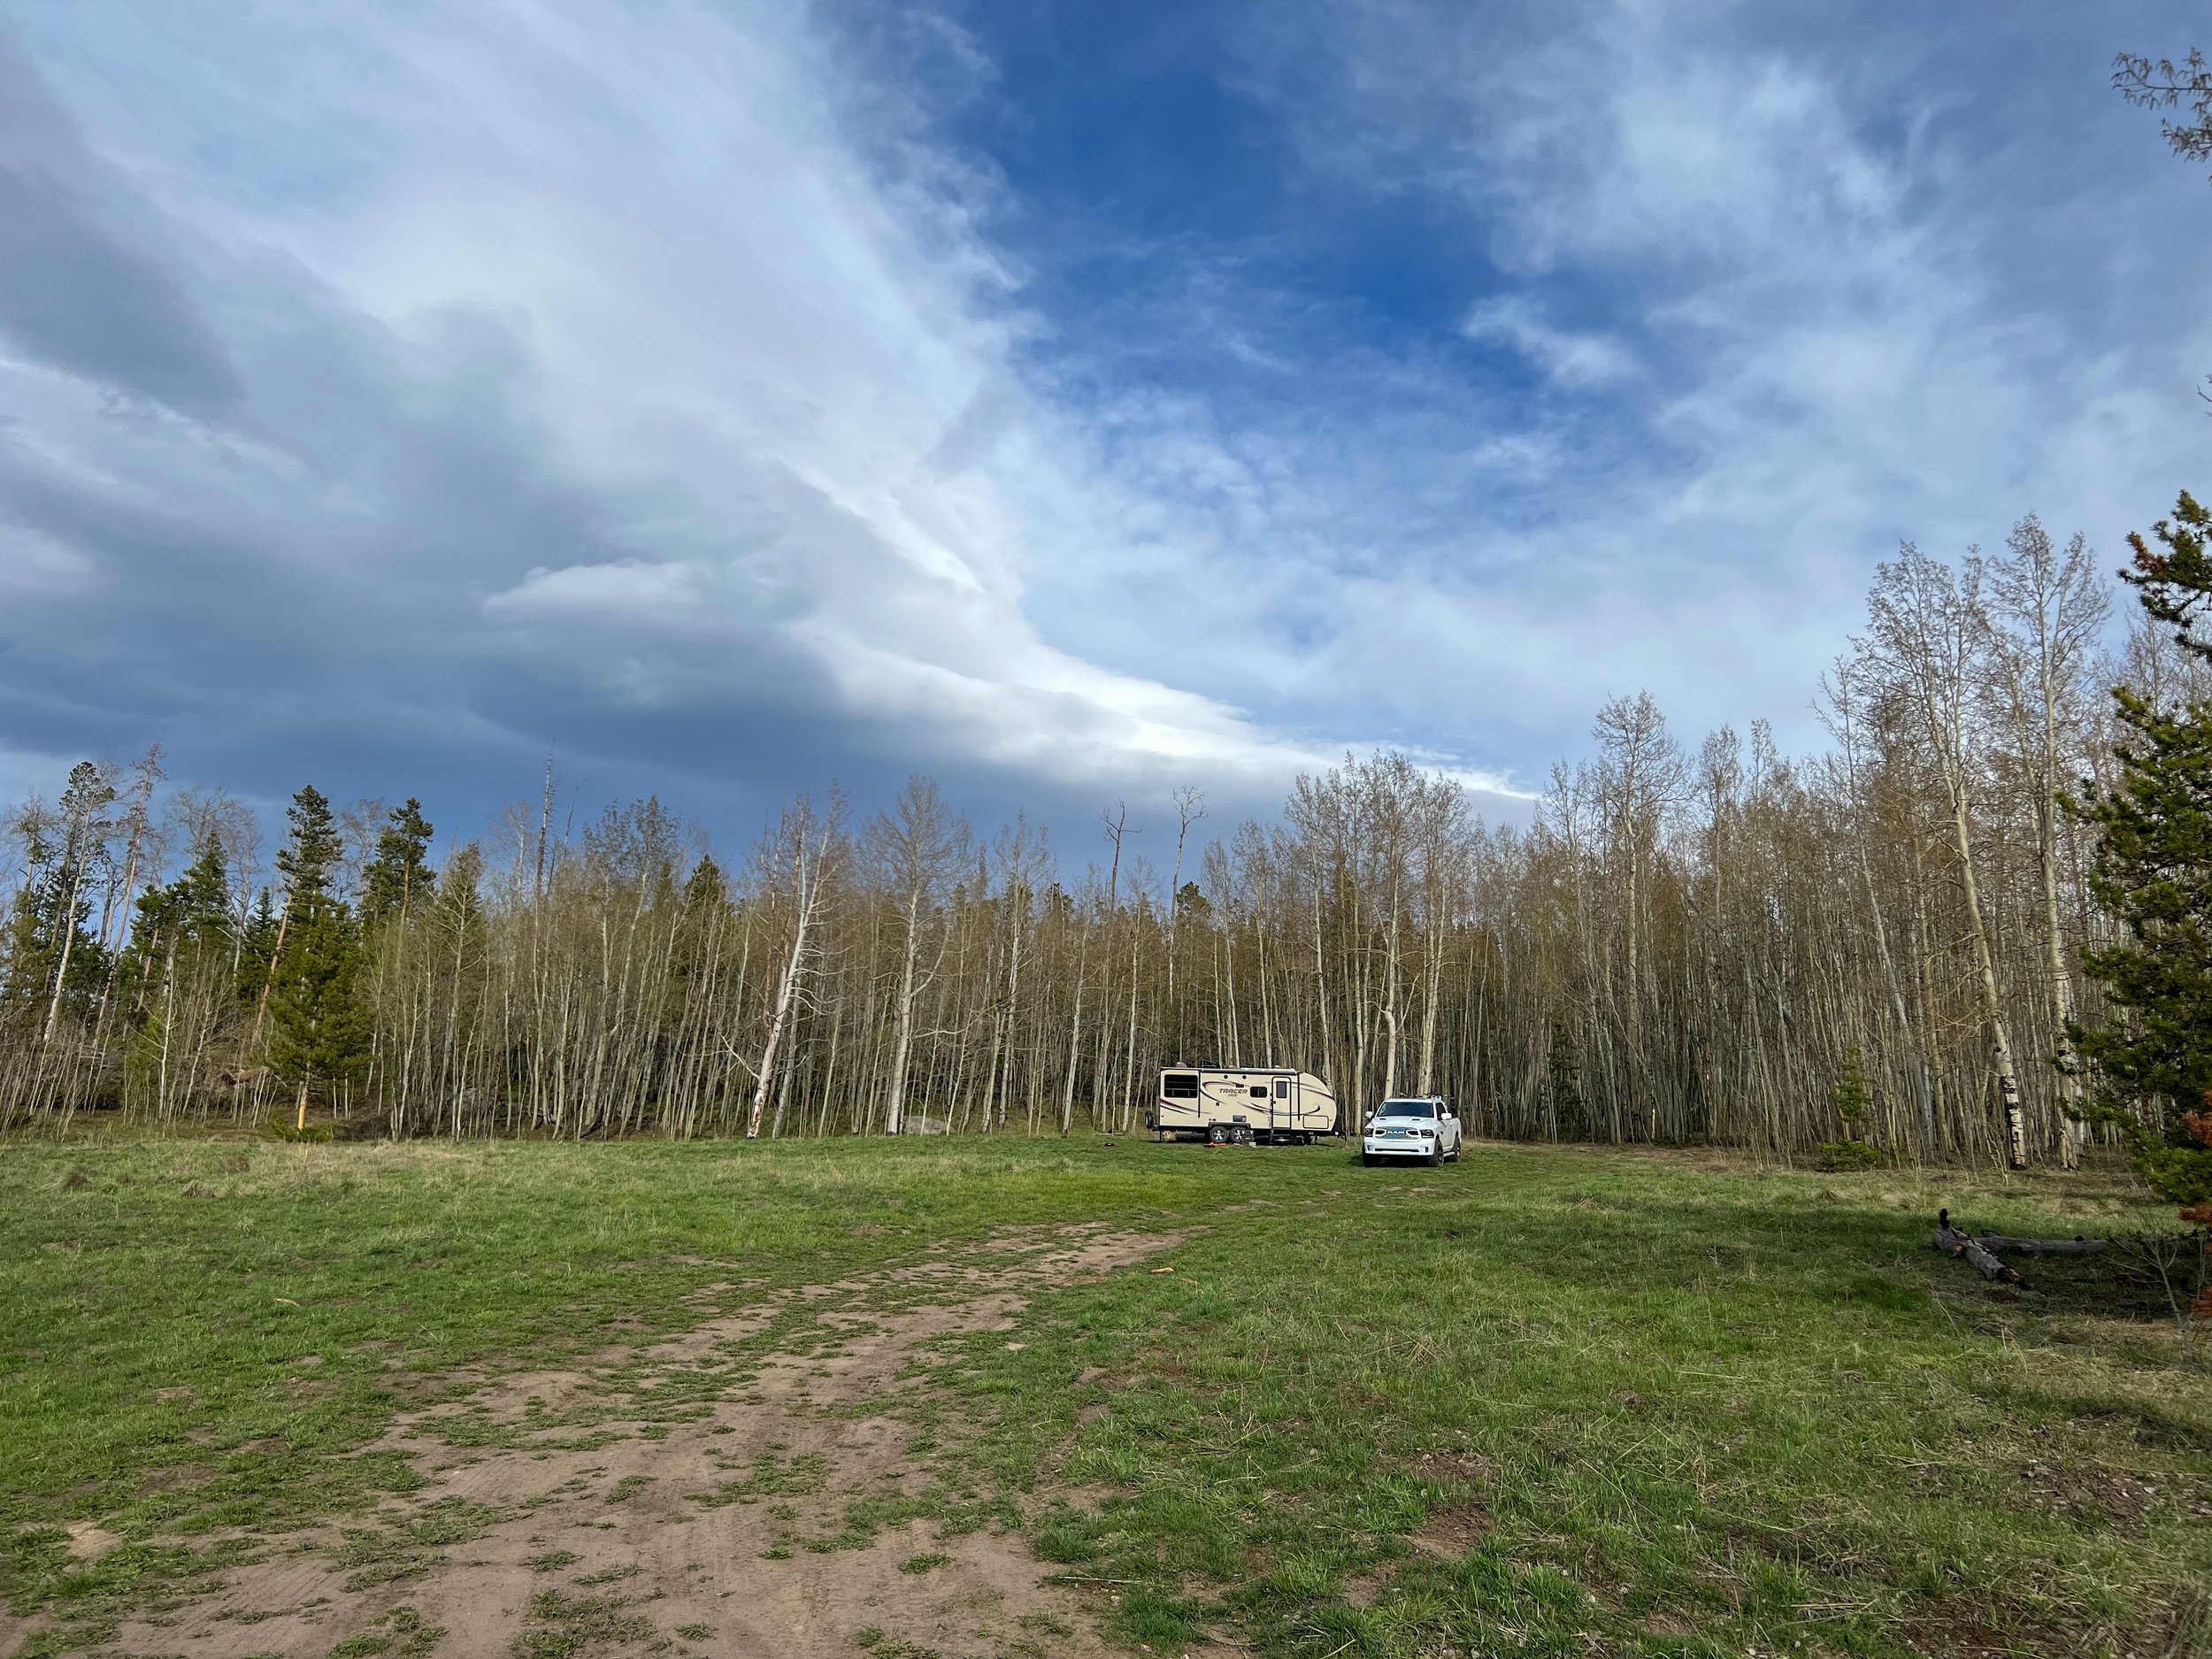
1060,922,1087,1135
92,776,155,1041
1122,926,1140,1132
746,832,826,1141
2033,657,2085,1170
1380,868,1403,1102
997,900,1025,1130
156,940,177,1117
1417,899,1443,1096
2042,824,2085,1169
885,887,923,1136
1223,928,1241,1066
1947,790,2026,1169
40,848,90,1045
249,893,296,1054
1090,960,1113,1133
1310,884,1335,1102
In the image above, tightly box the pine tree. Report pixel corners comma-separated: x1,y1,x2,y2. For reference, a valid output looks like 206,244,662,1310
234,889,280,1010
1545,1016,1583,1139
266,787,370,1112
361,798,436,927
2072,493,2212,1202
130,836,234,972
1832,1046,1871,1139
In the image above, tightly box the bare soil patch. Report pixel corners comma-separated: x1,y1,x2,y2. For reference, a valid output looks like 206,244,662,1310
2009,1458,2159,1530
1407,1450,1491,1487
1408,1503,1493,1558
60,1524,122,1564
50,1227,1176,1659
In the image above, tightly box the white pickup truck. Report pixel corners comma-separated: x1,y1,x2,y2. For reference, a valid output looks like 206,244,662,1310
1360,1097,1462,1166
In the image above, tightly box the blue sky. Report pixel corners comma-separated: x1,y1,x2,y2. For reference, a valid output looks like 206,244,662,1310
1,0,2208,853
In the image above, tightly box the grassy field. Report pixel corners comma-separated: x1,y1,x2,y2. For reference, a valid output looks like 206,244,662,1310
2,1133,2208,1659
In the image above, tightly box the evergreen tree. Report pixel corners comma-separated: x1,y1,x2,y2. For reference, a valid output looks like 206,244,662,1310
1544,1017,1583,1138
234,889,280,1010
1831,1046,1871,1140
1174,881,1211,925
129,835,234,973
682,854,727,916
266,787,370,1107
361,798,437,926
2120,490,2212,643
2073,493,2212,1202
438,843,486,933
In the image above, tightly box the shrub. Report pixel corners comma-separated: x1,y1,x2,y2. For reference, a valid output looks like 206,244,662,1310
1815,1140,1888,1172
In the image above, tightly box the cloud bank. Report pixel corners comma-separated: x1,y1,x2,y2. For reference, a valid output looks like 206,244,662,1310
0,0,2205,845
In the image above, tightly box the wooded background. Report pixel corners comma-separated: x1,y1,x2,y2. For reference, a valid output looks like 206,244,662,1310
4,518,2197,1162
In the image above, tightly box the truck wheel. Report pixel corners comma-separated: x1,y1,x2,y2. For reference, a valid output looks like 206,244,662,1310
1361,1153,1377,1167
1427,1147,1443,1168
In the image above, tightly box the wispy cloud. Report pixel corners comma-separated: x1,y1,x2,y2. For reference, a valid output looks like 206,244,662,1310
1219,0,2212,744
1462,296,1639,389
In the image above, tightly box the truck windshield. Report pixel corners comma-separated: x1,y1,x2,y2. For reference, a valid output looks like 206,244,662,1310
1377,1102,1433,1119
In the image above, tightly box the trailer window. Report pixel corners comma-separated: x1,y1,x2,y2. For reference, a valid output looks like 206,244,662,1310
1273,1079,1289,1098
1163,1072,1200,1099
1249,1085,1267,1099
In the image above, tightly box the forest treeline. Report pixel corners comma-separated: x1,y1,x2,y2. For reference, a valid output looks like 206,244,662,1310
5,510,2209,1167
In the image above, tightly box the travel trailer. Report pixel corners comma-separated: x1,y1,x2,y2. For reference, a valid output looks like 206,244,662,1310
1151,1065,1339,1144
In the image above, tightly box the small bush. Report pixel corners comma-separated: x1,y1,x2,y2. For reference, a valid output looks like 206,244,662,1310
1815,1140,1888,1172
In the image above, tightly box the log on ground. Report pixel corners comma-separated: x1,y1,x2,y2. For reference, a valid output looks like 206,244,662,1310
1932,1211,2026,1286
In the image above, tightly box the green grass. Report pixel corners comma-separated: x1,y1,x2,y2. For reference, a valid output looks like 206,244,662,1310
510,1588,652,1658
3,1133,2208,1658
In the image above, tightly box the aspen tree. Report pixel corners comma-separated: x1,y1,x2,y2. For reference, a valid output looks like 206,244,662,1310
1866,545,2029,1168
744,794,841,1141
867,777,967,1135
1985,518,2107,1166
1164,786,1206,1061
39,762,118,1045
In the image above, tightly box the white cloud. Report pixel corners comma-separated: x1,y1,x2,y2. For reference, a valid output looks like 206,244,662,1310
2,0,2205,838
1223,0,2212,752
6,0,1518,820
1462,295,1639,388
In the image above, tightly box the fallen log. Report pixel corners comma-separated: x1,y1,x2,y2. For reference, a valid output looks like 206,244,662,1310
1935,1225,2024,1284
1933,1210,2026,1286
1932,1207,2108,1256
1973,1233,2107,1256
